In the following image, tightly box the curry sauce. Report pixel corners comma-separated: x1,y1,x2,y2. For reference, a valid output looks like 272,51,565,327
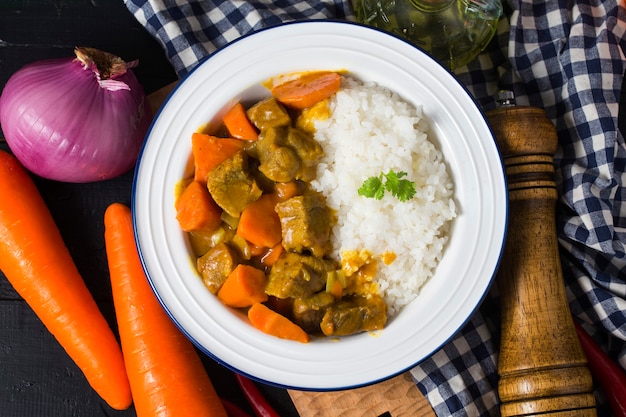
175,72,387,340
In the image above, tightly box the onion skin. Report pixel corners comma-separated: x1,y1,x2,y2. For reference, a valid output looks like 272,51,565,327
0,49,151,183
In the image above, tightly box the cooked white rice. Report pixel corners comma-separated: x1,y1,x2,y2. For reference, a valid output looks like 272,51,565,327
310,76,456,317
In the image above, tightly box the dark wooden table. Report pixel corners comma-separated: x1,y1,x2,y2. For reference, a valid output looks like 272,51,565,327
0,2,300,416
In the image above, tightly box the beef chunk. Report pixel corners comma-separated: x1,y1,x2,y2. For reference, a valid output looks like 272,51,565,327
197,242,240,294
265,252,337,299
274,194,333,257
206,150,262,218
246,97,291,130
320,295,387,337
256,126,323,183
292,291,336,334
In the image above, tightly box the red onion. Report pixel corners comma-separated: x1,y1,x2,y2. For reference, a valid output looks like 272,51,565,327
0,47,151,183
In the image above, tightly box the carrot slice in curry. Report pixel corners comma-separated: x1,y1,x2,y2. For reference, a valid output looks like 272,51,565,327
248,302,310,343
175,180,222,233
218,264,268,308
223,102,259,141
237,193,282,249
271,72,341,110
192,132,246,183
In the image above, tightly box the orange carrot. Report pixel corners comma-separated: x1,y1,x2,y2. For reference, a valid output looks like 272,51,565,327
0,150,131,410
248,303,310,343
104,202,228,417
236,194,282,249
271,71,341,109
192,132,246,183
274,181,302,201
260,243,284,267
223,102,259,141
329,279,343,300
247,242,267,257
176,180,222,232
217,264,268,308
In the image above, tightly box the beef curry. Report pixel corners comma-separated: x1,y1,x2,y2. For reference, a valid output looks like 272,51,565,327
176,72,387,341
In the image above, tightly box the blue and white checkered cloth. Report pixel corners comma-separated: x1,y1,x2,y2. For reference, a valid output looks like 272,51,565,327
124,0,626,415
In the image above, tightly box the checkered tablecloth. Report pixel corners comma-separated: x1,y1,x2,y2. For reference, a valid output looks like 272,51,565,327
124,0,626,415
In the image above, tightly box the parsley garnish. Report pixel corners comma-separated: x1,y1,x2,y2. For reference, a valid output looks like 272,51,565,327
358,175,385,200
358,170,417,202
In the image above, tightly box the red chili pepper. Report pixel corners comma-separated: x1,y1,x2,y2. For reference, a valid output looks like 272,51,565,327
235,373,282,417
221,398,255,417
574,321,626,417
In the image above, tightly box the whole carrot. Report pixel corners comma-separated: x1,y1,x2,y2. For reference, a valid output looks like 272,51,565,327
0,150,132,410
104,202,228,417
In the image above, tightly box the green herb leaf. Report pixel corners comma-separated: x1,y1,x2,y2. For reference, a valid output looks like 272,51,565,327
358,170,416,202
357,174,385,200
384,170,417,202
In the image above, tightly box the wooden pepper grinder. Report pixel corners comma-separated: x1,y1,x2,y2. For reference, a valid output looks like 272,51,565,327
486,95,597,416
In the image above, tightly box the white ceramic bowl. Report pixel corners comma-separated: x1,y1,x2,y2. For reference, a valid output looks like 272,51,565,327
133,20,507,391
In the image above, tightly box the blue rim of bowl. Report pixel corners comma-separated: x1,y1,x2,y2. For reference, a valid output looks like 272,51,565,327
131,18,509,391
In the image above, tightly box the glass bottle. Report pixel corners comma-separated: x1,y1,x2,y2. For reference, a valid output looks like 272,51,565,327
352,0,503,71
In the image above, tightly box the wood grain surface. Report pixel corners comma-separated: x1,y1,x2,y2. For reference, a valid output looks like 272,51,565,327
487,107,596,416
288,373,435,417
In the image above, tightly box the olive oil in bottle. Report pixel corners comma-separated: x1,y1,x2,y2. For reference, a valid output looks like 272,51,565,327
352,0,502,70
